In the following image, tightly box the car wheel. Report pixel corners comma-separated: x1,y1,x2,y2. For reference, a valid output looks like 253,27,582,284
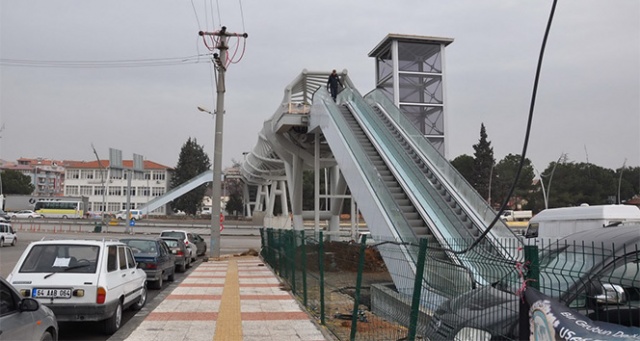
103,301,122,335
131,285,147,311
0,238,4,248
185,256,191,269
40,331,54,341
11,238,16,246
62,215,68,219
168,269,175,282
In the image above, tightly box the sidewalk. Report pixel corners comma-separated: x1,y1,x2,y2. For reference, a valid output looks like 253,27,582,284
114,255,331,341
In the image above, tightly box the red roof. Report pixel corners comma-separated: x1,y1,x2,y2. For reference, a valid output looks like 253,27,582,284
65,160,172,170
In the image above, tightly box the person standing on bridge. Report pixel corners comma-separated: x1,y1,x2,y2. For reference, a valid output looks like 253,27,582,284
327,69,343,102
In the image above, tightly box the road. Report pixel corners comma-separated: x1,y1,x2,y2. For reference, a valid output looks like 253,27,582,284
0,222,262,341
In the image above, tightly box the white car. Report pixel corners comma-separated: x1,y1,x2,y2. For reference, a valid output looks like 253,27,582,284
6,239,147,335
10,210,44,219
159,230,198,262
0,222,17,247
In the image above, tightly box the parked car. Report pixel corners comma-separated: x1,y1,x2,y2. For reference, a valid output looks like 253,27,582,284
6,239,147,335
115,209,144,221
0,222,17,247
160,237,190,272
0,276,58,341
120,237,175,289
0,209,10,222
159,230,197,262
10,210,44,219
190,233,207,256
424,226,640,340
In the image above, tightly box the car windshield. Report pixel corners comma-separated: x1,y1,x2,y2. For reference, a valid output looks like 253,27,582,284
20,244,100,273
161,232,184,240
500,240,615,298
163,239,179,248
122,240,158,255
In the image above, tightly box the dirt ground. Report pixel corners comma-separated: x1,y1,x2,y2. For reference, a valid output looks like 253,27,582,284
288,241,409,340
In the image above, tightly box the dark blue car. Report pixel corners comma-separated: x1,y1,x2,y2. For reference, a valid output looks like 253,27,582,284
120,237,175,289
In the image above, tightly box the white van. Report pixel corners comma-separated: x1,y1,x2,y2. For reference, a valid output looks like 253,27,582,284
524,204,640,242
115,209,143,221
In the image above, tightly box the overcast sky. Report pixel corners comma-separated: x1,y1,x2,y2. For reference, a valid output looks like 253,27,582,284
1,1,638,173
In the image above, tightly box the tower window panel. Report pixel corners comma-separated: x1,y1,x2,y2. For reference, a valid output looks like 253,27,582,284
398,42,442,73
400,105,444,136
398,74,443,104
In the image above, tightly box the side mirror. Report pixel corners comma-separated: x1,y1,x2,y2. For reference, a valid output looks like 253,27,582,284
595,283,626,305
19,298,40,312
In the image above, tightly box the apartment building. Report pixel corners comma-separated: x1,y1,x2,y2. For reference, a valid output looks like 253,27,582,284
64,160,173,215
0,158,66,196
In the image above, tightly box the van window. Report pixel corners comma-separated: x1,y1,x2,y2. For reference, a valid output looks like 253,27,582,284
525,223,539,238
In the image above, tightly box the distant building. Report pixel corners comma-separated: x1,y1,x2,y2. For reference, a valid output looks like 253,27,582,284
63,160,173,215
0,158,66,196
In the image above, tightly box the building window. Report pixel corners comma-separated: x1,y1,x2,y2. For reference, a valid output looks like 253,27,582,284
80,170,94,179
108,203,120,212
94,186,105,196
151,187,165,197
123,187,136,197
80,186,92,196
93,202,106,212
139,187,150,197
108,187,122,196
67,169,80,179
144,171,151,180
66,186,79,196
152,171,165,181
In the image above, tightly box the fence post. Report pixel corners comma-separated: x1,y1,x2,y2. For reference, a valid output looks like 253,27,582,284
319,231,326,325
407,238,428,340
301,230,308,307
519,245,540,340
349,233,368,341
267,228,274,269
289,230,296,295
259,228,266,259
278,229,284,276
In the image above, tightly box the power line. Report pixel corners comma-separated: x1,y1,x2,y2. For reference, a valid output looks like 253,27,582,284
0,54,210,68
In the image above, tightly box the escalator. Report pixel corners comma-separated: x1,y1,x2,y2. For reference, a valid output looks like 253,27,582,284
311,86,522,296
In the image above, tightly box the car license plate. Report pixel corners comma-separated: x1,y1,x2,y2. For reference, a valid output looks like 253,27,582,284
32,288,72,299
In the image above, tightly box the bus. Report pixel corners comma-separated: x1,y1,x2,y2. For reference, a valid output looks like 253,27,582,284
34,197,88,219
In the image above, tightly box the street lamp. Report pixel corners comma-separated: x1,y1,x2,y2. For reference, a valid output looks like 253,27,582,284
618,158,627,204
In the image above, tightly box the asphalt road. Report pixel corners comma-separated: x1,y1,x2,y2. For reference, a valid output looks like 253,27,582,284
0,226,262,341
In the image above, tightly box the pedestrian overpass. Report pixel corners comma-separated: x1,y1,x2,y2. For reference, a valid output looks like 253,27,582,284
139,68,523,303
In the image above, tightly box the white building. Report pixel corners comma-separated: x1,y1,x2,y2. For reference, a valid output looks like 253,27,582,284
64,160,173,215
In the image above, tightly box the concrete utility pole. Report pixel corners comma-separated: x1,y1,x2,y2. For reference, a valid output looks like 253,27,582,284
199,27,248,259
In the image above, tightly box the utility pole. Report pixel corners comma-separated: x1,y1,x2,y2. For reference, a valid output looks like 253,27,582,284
199,26,248,258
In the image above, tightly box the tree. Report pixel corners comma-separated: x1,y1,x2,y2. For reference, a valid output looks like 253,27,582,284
471,124,495,201
450,154,474,185
492,154,535,209
171,138,211,215
1,170,35,194
224,160,244,217
540,160,618,208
